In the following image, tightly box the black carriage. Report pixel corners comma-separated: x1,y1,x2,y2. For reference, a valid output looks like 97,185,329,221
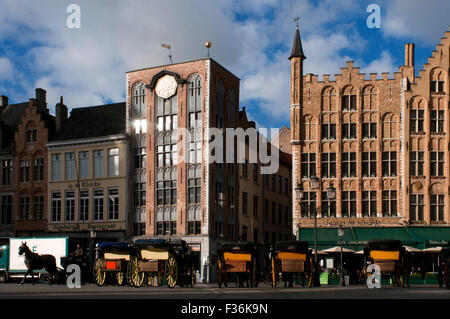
216,241,257,288
270,241,311,288
94,242,133,286
363,239,405,287
128,238,195,288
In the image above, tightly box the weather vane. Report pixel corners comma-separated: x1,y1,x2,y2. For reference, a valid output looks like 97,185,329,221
160,43,173,64
294,16,300,28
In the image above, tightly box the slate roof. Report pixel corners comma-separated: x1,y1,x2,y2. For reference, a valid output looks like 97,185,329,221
51,102,126,141
0,102,28,130
288,27,306,60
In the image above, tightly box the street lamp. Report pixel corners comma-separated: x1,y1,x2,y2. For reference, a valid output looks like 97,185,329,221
296,178,336,288
338,226,345,286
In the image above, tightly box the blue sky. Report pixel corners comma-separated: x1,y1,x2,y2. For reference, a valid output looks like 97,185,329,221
0,0,449,132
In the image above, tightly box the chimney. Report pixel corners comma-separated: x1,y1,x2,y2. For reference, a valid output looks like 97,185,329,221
0,95,8,112
404,43,415,67
55,96,68,132
35,88,48,113
409,43,415,67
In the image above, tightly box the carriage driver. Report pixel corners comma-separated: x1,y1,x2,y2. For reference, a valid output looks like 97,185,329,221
71,244,84,258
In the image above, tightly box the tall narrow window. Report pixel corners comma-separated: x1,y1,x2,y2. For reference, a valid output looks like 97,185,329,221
79,151,89,179
33,195,44,220
362,152,377,177
300,192,316,218
410,194,424,221
19,196,30,220
242,192,248,215
253,195,259,217
52,192,61,222
108,148,120,177
51,154,62,181
65,191,75,222
34,158,44,181
321,191,336,217
362,191,377,217
20,160,29,182
342,191,357,217
0,195,12,225
342,152,356,178
430,195,444,222
94,189,104,221
134,183,146,207
431,110,444,133
108,188,119,220
132,82,146,119
187,167,201,204
1,160,13,185
187,207,201,235
410,151,424,176
321,153,336,178
79,190,89,221
430,151,444,177
410,110,424,133
382,190,397,217
302,153,316,178
93,150,104,178
382,151,397,177
65,153,75,180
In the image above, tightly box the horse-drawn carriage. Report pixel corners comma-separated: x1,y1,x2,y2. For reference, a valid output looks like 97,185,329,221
216,241,257,288
270,241,311,287
363,239,405,287
94,242,133,286
128,238,195,288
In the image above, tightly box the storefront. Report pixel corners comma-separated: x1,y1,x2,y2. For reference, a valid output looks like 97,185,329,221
297,226,450,251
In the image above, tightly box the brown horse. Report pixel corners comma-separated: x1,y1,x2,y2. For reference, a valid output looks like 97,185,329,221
18,242,58,284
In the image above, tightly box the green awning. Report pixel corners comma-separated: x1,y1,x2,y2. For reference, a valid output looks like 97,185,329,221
298,226,450,250
406,227,450,249
298,228,356,250
352,227,417,247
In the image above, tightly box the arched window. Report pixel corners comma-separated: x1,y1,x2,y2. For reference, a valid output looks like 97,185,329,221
132,82,146,119
382,113,398,139
342,86,357,111
362,86,378,111
430,68,447,94
321,87,337,111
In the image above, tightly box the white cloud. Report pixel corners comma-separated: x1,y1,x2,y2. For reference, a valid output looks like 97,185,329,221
0,57,14,81
381,0,450,44
3,0,443,127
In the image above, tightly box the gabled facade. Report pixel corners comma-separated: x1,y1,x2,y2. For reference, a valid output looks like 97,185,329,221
291,25,450,237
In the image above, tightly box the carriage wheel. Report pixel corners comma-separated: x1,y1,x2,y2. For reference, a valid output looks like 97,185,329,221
129,257,145,287
116,271,124,286
94,258,106,286
166,256,178,288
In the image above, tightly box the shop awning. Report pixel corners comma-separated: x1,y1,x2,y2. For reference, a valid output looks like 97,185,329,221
405,227,450,249
298,226,450,250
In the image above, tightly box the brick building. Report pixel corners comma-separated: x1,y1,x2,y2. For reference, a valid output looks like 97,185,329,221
238,109,292,244
46,102,128,245
13,89,55,237
291,26,450,247
126,58,240,282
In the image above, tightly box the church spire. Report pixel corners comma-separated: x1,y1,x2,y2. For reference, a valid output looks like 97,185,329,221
288,25,306,60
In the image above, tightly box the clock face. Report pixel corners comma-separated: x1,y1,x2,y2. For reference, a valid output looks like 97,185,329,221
155,75,177,99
